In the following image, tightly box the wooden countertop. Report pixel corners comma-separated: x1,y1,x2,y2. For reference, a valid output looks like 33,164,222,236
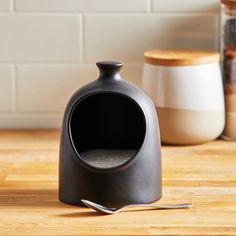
0,130,236,236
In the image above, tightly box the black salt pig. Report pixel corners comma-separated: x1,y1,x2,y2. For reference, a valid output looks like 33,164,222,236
59,61,162,207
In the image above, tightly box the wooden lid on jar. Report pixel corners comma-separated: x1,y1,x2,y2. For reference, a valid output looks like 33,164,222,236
221,0,236,6
144,49,220,66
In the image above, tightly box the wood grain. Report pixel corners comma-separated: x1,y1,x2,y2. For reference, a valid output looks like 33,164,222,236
0,130,236,235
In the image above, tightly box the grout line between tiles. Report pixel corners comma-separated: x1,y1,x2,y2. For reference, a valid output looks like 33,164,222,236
79,14,84,62
9,0,14,12
12,64,16,113
0,62,143,66
0,61,84,64
0,112,63,116
0,12,219,17
83,12,218,17
11,10,156,14
147,0,152,12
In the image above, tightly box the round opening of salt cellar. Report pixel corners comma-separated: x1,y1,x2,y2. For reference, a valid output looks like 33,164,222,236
142,49,225,145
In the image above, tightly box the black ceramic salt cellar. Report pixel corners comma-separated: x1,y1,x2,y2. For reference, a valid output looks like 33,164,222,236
59,61,162,207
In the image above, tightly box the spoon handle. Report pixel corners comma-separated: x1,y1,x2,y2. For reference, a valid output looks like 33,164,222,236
122,203,192,210
151,203,192,209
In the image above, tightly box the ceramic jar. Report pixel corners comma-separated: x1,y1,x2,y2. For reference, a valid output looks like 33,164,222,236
142,49,225,145
221,0,236,140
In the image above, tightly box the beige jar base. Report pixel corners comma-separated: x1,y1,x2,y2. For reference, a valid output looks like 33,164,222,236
222,112,236,140
223,93,236,140
157,107,225,145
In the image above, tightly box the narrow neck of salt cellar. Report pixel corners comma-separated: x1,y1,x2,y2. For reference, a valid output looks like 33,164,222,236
96,61,123,81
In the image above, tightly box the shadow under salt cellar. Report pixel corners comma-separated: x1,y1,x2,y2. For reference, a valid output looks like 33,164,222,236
59,61,162,207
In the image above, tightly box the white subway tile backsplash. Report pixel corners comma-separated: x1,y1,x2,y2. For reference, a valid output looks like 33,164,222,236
121,64,143,86
0,66,13,112
0,114,62,128
0,15,80,62
16,65,98,113
15,64,143,114
0,0,11,11
15,0,148,12
84,14,217,63
152,0,220,13
0,0,222,128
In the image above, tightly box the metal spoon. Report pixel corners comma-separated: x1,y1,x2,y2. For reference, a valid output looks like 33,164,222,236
81,199,192,215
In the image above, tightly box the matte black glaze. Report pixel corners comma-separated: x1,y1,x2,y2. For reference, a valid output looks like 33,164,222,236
59,61,162,207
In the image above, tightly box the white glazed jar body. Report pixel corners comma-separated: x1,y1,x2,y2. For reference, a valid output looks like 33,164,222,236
142,62,225,145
